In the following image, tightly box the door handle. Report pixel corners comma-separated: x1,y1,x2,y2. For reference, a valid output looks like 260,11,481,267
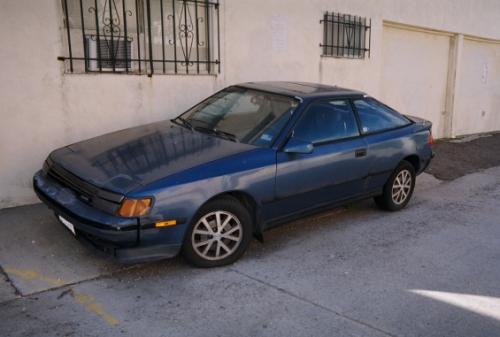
355,148,367,158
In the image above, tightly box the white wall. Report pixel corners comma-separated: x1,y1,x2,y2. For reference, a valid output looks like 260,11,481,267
1,0,500,208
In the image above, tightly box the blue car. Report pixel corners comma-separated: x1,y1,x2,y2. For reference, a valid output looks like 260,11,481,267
34,82,434,267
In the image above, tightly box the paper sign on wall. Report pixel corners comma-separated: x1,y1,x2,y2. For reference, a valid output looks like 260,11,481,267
271,15,288,53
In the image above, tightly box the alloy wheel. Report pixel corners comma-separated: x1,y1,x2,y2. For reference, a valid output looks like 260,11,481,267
191,211,243,261
391,169,412,205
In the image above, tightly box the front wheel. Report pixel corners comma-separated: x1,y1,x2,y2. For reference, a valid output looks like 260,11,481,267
182,197,252,267
375,161,416,211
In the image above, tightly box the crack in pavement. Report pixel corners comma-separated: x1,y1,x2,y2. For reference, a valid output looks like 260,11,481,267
0,267,124,327
229,267,399,337
0,264,142,306
0,264,22,298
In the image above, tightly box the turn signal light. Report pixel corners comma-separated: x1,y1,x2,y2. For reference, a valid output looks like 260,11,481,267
429,133,435,146
117,198,152,217
155,220,177,228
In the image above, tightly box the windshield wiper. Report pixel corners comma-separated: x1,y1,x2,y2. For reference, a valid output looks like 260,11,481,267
170,116,193,130
214,129,239,142
194,126,239,142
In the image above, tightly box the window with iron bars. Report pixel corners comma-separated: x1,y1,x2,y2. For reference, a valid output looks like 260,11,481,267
320,12,371,59
60,0,220,75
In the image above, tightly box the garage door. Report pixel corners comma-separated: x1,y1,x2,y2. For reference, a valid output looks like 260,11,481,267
380,24,451,138
454,39,500,135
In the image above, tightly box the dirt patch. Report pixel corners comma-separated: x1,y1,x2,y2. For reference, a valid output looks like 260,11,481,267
427,132,500,180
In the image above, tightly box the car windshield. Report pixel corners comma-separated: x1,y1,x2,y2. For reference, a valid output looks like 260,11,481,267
178,87,299,146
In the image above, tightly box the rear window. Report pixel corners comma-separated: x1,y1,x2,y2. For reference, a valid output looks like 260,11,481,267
353,98,410,134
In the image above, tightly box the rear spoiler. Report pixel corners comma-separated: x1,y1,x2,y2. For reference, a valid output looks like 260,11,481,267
405,115,432,132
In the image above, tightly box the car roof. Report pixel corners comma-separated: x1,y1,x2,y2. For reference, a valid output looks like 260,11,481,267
236,81,366,100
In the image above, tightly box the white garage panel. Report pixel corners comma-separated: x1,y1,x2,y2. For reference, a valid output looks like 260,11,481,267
454,39,500,136
380,25,451,138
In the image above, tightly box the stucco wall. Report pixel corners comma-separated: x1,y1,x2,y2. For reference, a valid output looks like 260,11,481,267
1,0,500,208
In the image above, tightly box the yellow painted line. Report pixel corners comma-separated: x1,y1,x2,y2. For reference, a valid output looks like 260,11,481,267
5,267,66,287
73,292,119,326
4,267,119,326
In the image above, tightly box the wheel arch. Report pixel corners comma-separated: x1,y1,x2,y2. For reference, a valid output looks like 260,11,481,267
199,190,263,238
402,154,420,173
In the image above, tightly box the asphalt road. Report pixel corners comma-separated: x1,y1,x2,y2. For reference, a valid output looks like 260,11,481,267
1,168,499,337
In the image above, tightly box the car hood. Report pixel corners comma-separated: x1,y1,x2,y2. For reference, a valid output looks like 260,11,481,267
49,120,256,194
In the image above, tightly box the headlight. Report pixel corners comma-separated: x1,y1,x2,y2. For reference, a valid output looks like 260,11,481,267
117,198,152,217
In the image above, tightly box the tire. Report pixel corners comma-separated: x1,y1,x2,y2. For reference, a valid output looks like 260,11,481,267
374,160,416,211
182,196,253,267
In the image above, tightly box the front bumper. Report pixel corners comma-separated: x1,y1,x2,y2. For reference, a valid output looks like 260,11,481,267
33,171,182,263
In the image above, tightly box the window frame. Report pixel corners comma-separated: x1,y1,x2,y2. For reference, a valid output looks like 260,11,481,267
290,98,363,147
59,0,221,76
320,11,372,59
280,95,416,152
177,86,301,148
349,96,414,136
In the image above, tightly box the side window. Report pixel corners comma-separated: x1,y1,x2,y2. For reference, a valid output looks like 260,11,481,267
293,100,359,144
353,98,410,134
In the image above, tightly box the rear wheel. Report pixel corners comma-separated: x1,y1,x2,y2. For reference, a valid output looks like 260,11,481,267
182,197,252,267
375,161,416,211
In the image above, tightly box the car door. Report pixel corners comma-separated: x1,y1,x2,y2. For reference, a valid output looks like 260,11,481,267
268,99,370,221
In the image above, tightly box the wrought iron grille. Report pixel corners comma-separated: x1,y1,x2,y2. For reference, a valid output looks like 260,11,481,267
320,12,371,59
60,0,221,75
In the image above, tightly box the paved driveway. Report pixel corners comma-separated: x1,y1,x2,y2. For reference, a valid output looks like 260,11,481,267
1,168,499,337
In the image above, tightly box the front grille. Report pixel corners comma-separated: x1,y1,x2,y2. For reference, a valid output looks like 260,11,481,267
44,159,123,214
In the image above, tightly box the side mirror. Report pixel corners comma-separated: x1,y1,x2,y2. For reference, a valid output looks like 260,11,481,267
283,138,314,154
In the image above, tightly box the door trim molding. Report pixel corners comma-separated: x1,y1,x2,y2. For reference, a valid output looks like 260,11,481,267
383,20,500,44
